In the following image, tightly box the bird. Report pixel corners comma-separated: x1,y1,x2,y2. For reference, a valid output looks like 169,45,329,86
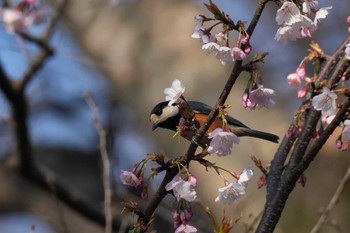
150,100,279,147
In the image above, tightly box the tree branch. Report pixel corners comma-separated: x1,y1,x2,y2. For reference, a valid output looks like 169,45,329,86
255,33,350,233
85,93,113,233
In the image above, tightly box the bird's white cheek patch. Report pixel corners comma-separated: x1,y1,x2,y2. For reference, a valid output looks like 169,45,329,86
150,114,160,124
162,106,179,119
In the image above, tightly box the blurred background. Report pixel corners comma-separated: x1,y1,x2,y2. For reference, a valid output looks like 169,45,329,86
0,0,350,232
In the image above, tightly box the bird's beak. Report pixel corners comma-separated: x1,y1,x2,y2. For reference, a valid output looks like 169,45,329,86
152,123,159,131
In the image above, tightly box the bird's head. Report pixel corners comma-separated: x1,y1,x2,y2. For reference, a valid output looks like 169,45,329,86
149,101,180,131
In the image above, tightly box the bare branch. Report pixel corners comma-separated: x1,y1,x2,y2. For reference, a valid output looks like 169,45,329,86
85,93,113,233
309,165,350,233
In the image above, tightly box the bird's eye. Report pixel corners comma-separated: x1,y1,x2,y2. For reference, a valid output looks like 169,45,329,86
155,109,162,115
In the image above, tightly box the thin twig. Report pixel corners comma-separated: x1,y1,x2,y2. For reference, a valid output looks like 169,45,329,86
17,0,69,91
309,165,350,233
85,93,112,233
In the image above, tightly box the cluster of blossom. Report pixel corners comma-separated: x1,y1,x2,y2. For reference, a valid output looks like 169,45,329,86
163,166,253,232
311,87,350,151
166,175,197,232
119,79,257,232
191,14,251,65
172,208,197,233
0,0,50,34
275,1,332,44
287,25,350,150
163,79,255,202
286,43,318,99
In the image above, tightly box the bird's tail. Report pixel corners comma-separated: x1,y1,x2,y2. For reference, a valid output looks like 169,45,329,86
240,128,279,143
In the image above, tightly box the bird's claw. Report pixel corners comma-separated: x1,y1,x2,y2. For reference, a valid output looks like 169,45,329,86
191,137,199,146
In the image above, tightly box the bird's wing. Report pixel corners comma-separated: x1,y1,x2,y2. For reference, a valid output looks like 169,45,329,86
187,101,250,129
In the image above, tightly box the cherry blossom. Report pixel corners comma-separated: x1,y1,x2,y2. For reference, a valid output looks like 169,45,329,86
202,42,220,55
120,170,142,187
191,13,250,65
208,128,240,156
164,79,185,106
274,24,300,45
165,176,197,202
215,182,246,205
312,87,337,117
274,2,331,44
314,7,332,25
215,46,233,65
276,2,301,25
238,166,254,185
191,15,213,45
215,167,253,205
248,85,276,109
231,46,247,60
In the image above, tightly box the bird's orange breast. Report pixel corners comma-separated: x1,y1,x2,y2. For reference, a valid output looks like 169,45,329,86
193,113,224,133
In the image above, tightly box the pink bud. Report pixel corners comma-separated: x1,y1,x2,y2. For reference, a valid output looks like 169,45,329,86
297,87,307,99
180,208,193,223
241,35,252,54
297,173,307,187
336,139,343,150
172,210,181,229
296,64,306,79
287,73,302,86
188,173,197,187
